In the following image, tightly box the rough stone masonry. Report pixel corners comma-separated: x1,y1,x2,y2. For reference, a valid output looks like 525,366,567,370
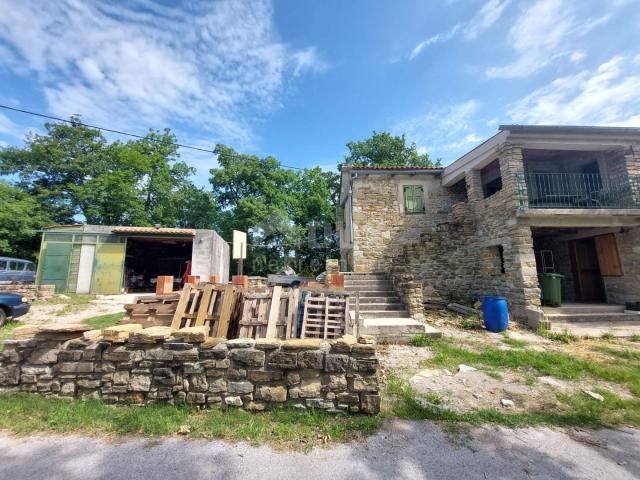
0,324,380,414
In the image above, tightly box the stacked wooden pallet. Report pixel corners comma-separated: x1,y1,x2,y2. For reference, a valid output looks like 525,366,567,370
121,294,181,327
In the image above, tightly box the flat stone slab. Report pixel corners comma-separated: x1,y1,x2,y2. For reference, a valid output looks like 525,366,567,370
129,326,174,343
550,320,640,338
172,326,208,343
103,324,143,342
11,325,42,339
38,324,90,333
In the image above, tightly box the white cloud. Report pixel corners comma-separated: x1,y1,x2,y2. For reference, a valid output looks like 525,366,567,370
0,0,326,148
394,100,485,161
507,55,640,126
409,0,510,60
486,0,611,78
0,113,23,138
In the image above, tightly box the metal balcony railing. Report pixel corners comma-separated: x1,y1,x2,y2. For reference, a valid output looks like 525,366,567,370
514,172,640,209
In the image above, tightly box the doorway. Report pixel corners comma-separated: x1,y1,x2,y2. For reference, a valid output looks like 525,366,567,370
570,237,606,302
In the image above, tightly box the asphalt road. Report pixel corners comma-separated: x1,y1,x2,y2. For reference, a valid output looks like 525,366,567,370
1,420,638,479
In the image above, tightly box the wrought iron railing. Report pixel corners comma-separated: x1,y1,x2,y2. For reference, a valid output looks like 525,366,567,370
514,172,640,209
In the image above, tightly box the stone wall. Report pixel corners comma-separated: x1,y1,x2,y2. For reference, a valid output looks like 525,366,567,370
603,227,640,305
0,284,55,301
0,324,380,414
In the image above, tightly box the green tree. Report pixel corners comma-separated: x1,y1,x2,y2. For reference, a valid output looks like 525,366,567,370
0,181,50,259
210,145,339,276
344,130,438,167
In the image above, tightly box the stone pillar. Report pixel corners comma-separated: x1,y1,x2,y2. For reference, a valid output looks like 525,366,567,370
505,226,541,319
499,144,527,209
465,170,484,203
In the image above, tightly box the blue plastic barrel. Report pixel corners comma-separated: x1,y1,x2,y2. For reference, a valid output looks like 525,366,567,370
482,296,509,333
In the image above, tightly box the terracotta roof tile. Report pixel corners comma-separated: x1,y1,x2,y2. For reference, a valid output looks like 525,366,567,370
111,226,195,235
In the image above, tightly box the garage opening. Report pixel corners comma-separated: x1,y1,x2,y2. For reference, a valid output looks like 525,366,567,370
124,237,192,293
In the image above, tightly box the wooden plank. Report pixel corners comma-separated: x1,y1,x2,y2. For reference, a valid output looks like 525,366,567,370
324,296,329,340
170,284,192,329
215,284,235,337
595,233,623,276
300,293,310,339
265,286,282,339
286,288,300,339
194,284,214,327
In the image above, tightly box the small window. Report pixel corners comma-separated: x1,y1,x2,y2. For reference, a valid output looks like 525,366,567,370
403,185,425,214
9,261,19,271
26,263,35,271
0,260,6,270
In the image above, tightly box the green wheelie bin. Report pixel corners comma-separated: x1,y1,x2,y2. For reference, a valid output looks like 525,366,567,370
539,273,563,307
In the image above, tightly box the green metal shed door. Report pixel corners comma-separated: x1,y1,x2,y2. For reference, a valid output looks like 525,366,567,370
91,243,126,294
39,242,72,293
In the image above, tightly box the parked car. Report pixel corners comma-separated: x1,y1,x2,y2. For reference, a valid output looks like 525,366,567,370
0,293,30,326
0,257,36,284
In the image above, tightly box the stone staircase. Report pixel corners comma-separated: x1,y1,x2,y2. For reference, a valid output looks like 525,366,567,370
343,272,440,343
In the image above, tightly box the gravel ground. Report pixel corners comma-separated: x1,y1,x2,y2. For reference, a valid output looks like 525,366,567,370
0,421,638,479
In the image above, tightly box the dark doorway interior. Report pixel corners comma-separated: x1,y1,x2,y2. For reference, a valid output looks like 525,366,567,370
569,237,606,302
124,237,192,292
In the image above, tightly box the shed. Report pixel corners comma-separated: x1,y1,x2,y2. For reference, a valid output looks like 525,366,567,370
36,224,230,294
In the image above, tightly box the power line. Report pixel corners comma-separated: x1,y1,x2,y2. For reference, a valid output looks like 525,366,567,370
0,103,304,170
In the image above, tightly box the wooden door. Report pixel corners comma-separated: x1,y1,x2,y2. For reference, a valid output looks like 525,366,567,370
570,238,606,302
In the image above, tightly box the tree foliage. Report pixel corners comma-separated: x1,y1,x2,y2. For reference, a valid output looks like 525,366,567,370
344,130,439,167
210,145,338,276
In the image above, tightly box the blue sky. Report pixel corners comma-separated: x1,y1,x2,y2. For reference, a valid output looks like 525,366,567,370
0,0,639,185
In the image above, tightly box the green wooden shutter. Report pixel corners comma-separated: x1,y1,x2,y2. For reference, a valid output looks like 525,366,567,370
404,185,425,214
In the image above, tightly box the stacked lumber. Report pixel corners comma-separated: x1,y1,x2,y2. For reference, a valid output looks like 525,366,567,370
121,294,180,327
300,288,350,340
238,286,300,340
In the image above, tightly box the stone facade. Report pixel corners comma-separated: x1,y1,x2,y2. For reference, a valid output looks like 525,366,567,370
0,284,55,301
604,228,640,305
0,324,380,414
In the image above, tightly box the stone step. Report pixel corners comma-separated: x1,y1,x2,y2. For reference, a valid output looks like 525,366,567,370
359,310,411,318
358,302,406,311
542,304,626,314
342,272,388,280
360,318,441,344
544,312,640,323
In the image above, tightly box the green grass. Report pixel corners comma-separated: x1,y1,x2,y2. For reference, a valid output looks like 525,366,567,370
419,336,640,396
631,334,640,342
537,326,578,343
501,336,528,348
0,393,381,450
411,334,438,347
386,376,640,428
0,321,21,351
34,293,95,306
600,332,616,340
83,312,125,330
460,316,483,330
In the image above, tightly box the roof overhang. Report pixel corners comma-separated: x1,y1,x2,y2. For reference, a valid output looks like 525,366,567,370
442,131,507,186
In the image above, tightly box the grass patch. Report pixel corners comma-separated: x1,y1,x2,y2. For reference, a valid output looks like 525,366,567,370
537,326,578,343
460,316,483,330
420,336,640,396
387,376,640,428
34,293,95,306
411,334,439,347
600,332,615,340
501,336,528,348
0,393,381,450
83,312,125,330
631,334,640,342
0,321,21,352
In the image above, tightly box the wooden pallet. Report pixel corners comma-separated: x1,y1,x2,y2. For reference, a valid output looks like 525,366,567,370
170,283,242,337
237,286,301,339
121,293,181,327
300,291,349,339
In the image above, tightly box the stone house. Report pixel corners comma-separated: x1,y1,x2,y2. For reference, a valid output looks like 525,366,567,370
338,125,640,326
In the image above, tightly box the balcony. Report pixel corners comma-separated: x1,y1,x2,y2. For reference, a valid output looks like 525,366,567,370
515,173,640,209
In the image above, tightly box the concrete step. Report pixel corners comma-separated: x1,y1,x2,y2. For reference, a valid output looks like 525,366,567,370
359,310,411,318
550,320,640,338
344,280,394,288
350,290,397,297
342,273,388,280
358,302,406,311
353,296,402,304
542,304,626,314
360,318,441,344
544,312,640,323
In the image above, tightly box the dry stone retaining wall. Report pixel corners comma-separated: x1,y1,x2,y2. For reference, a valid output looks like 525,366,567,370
0,324,380,414
0,284,55,301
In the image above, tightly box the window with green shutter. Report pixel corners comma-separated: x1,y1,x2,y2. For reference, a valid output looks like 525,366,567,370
403,185,425,214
